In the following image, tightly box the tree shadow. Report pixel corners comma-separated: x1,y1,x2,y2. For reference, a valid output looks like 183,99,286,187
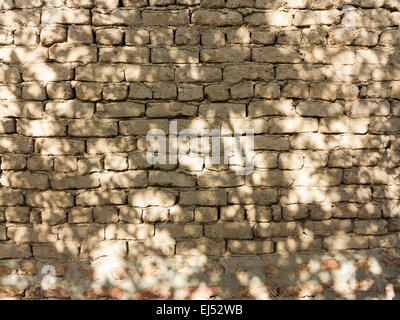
0,0,399,300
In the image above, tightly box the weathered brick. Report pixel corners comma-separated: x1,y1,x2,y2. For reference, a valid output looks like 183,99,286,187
192,10,242,26
152,48,198,63
1,172,49,189
201,48,250,63
180,190,227,206
100,171,147,189
176,238,225,256
142,10,190,25
245,12,292,26
99,47,149,63
0,244,31,259
76,64,125,82
129,189,177,207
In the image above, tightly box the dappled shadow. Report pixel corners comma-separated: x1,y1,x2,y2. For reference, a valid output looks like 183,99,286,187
0,0,399,300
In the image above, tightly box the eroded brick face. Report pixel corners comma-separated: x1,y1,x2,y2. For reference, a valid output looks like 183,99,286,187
0,0,399,300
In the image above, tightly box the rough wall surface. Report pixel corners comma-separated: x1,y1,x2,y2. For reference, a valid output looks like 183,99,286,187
0,0,400,299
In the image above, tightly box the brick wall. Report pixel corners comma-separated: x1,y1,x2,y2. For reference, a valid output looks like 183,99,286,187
0,0,400,299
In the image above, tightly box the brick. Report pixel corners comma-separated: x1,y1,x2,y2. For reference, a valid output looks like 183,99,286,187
46,101,94,118
17,120,66,137
129,83,152,99
22,83,46,101
148,171,195,187
199,103,245,118
100,171,147,189
96,102,144,118
221,205,245,222
0,244,31,259
152,48,198,63
177,66,222,82
343,167,394,185
125,29,149,45
94,206,118,223
245,12,292,26
76,64,125,82
195,207,218,223
99,47,149,63
175,27,200,45
106,224,154,240
104,155,128,171
32,242,79,259
251,30,275,45
198,171,244,187
14,27,39,46
269,117,318,134
201,48,250,63
41,27,67,47
68,207,93,223
42,8,90,24
1,154,26,169
51,173,100,190
178,84,203,101
202,31,225,46
76,190,127,206
150,28,173,46
304,219,352,236
8,225,58,243
125,65,174,82
142,10,189,25
119,119,168,135
96,28,124,45
276,236,322,253
293,10,341,26
41,209,67,225
0,10,40,27
180,190,227,206
35,138,84,155
282,205,308,220
253,47,301,63
49,44,97,63
228,240,273,254
47,82,74,100
156,223,203,239
254,135,290,151
0,135,32,153
5,207,30,223
323,235,369,250
256,221,302,238
249,100,295,117
22,64,73,82
69,120,118,137
1,172,49,189
26,191,74,208
129,189,177,207
247,170,293,187
205,222,252,239
87,137,136,154
86,241,127,259
303,47,356,64
354,220,388,235
68,25,93,44
176,238,225,256
192,9,243,26
297,101,343,116
245,206,272,222
170,206,194,223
